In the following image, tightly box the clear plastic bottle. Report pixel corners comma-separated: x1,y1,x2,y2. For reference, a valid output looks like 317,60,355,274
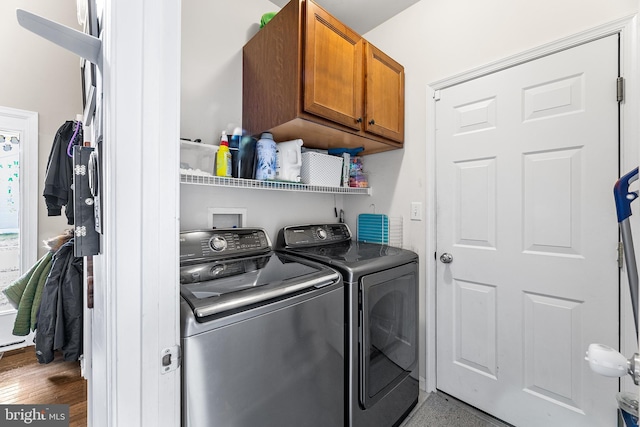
216,131,232,177
255,132,277,180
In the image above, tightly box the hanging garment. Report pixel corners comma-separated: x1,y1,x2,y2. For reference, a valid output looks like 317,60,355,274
2,252,53,336
1,230,74,336
35,239,84,363
43,121,83,225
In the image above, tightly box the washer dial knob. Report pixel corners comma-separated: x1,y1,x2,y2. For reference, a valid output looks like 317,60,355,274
316,228,327,240
209,235,227,252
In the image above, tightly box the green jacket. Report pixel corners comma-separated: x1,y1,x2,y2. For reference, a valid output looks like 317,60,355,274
2,252,53,336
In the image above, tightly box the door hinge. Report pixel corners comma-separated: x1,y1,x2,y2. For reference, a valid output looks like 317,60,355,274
618,241,624,268
617,77,625,102
161,345,181,374
433,90,441,101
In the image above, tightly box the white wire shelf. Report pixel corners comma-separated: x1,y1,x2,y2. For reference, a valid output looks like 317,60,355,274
180,173,371,195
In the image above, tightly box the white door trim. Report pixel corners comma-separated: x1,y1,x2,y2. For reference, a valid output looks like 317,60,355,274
90,0,182,425
0,106,37,352
0,106,38,274
425,14,639,393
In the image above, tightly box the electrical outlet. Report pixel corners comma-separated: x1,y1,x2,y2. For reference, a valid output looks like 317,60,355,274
410,202,422,221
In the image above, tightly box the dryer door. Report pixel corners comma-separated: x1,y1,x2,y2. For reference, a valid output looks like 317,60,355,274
359,262,418,408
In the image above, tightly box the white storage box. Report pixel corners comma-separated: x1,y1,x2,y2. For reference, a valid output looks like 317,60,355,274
300,152,343,187
180,140,218,176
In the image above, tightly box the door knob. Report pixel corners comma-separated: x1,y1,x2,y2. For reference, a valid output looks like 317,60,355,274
440,253,453,263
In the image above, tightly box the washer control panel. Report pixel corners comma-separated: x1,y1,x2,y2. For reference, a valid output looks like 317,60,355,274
277,223,352,248
180,228,270,263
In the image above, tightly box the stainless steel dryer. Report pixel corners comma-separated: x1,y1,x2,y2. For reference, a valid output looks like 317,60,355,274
180,228,344,427
276,223,419,427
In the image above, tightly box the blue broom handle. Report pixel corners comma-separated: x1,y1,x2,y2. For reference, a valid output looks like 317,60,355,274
615,167,639,338
620,219,639,338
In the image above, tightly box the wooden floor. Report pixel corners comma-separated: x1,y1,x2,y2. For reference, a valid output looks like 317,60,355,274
0,345,87,427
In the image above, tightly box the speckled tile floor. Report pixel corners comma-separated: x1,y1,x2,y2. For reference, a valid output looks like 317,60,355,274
400,392,512,427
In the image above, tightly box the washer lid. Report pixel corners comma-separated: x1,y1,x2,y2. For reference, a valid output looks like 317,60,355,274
276,224,418,282
180,252,340,319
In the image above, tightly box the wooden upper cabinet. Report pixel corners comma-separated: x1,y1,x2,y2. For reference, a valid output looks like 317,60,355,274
303,1,363,131
242,0,405,155
365,42,405,142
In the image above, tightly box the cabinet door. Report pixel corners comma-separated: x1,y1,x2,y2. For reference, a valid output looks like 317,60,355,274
304,0,363,130
364,43,405,142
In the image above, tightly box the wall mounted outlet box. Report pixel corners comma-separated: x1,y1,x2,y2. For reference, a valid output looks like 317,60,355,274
208,207,247,229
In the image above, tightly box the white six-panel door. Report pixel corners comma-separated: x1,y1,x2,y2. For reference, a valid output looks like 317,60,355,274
435,35,620,426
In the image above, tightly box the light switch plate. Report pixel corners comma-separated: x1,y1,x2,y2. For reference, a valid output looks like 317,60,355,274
410,202,422,221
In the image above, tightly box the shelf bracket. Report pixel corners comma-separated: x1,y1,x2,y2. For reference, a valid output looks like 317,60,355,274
16,8,102,70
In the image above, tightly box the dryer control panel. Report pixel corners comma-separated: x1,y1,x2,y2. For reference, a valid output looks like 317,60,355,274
180,228,271,264
277,223,352,248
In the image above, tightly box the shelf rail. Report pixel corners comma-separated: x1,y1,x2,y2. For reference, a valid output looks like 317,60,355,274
180,173,371,195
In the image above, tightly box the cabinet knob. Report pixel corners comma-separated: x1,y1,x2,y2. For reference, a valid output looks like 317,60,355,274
356,117,363,123
368,119,375,125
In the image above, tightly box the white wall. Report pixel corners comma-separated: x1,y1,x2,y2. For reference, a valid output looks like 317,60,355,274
0,0,83,257
181,185,346,239
180,0,344,237
356,0,639,388
181,0,279,144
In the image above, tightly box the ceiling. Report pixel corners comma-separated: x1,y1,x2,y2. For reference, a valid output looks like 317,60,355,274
268,0,420,34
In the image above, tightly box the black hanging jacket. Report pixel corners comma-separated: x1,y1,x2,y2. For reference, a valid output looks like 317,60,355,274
35,239,84,363
43,121,82,225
